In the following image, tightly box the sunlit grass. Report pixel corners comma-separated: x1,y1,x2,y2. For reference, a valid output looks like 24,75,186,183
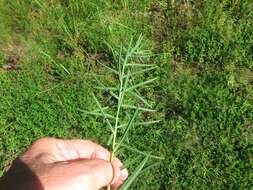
0,0,252,189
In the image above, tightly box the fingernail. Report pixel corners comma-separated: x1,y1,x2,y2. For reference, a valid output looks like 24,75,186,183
121,168,128,180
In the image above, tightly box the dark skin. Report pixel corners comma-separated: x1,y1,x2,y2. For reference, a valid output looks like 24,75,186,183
0,138,128,190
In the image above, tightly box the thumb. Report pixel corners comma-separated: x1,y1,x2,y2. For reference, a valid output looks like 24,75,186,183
75,159,121,190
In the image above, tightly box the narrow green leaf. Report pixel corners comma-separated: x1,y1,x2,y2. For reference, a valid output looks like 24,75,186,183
109,91,119,100
121,144,164,160
104,40,118,60
118,44,124,67
107,133,114,146
122,39,134,72
121,70,131,97
92,93,114,132
33,0,45,9
125,63,154,67
122,104,156,112
122,66,157,79
132,51,155,58
92,75,119,99
119,155,150,190
128,36,143,56
92,107,109,112
58,63,71,75
123,155,142,169
77,108,116,120
114,22,135,32
40,50,70,74
115,109,139,152
130,91,152,108
116,120,161,129
140,162,161,174
116,70,131,116
126,77,158,92
135,120,161,126
97,61,119,75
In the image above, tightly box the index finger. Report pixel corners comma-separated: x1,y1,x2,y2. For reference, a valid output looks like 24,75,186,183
53,139,111,161
24,138,111,162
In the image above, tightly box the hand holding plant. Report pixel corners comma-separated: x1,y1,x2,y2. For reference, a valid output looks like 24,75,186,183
80,36,164,190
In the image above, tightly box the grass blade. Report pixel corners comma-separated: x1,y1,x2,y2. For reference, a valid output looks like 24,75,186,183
125,63,154,67
120,70,131,103
121,144,164,160
104,40,118,60
92,76,119,99
115,109,138,152
135,120,161,126
123,155,142,169
115,120,161,129
92,93,114,132
77,108,116,120
119,155,150,190
126,77,158,92
40,50,70,74
97,61,119,75
130,91,152,108
122,66,157,79
122,104,156,112
107,133,114,146
140,162,161,174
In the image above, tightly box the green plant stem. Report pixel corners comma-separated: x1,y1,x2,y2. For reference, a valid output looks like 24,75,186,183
108,62,125,190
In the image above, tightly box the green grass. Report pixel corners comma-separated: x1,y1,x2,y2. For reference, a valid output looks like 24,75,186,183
0,0,253,189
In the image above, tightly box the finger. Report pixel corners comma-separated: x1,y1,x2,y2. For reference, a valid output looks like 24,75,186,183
110,159,122,184
61,159,121,190
112,168,128,190
28,138,111,162
22,138,111,163
56,139,111,161
20,138,59,159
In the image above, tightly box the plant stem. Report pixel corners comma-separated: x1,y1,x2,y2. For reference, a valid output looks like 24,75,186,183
108,57,125,190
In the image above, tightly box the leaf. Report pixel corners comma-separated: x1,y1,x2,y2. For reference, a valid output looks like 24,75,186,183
120,70,131,100
97,61,119,75
126,77,158,92
118,120,160,128
122,39,134,72
122,104,156,112
140,162,161,175
130,91,152,108
92,93,114,132
107,133,114,146
109,91,119,100
119,155,150,190
123,155,142,169
77,108,116,120
121,144,164,160
40,50,70,74
115,109,139,152
125,63,154,67
33,0,46,9
92,76,119,99
122,66,157,79
135,120,161,126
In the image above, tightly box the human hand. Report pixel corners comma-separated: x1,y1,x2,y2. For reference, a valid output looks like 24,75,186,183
0,138,128,190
